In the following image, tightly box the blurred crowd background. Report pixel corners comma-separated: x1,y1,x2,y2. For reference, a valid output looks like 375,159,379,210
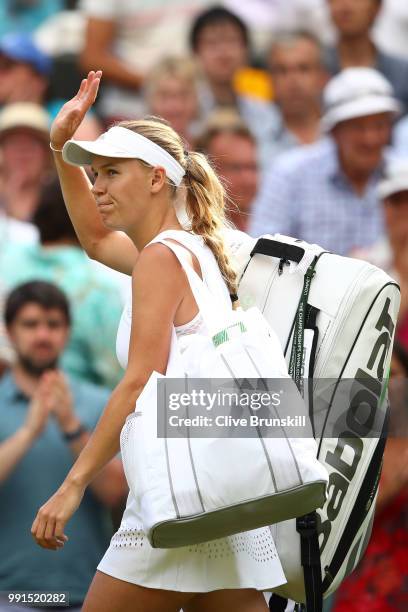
0,1,407,610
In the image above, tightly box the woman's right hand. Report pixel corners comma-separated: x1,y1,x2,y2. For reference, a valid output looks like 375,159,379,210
50,70,102,151
31,480,85,550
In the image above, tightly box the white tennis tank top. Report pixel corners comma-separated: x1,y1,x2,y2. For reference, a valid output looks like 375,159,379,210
116,230,232,369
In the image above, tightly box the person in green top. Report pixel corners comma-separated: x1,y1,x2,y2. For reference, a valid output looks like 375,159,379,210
0,178,124,388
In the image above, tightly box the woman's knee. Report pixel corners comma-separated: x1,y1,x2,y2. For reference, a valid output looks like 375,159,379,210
184,588,269,612
82,570,194,612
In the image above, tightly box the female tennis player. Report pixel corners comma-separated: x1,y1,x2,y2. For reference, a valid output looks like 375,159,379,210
31,71,284,612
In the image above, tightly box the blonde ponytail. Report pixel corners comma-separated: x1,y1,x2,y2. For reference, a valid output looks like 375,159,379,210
184,151,237,295
118,117,238,296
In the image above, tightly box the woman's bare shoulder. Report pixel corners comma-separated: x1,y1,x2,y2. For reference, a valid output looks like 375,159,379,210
131,242,187,296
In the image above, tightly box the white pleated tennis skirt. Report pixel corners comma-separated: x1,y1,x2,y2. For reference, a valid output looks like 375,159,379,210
98,493,287,592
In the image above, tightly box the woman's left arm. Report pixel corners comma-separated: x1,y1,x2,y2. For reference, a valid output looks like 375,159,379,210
31,243,188,550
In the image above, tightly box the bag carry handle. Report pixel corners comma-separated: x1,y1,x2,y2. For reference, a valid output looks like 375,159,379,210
251,238,305,263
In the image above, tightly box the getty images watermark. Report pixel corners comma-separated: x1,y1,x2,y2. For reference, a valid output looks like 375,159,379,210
167,387,306,428
157,378,311,438
155,377,402,439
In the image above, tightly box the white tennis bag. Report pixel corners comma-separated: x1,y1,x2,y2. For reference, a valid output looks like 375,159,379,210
235,234,401,611
120,236,328,550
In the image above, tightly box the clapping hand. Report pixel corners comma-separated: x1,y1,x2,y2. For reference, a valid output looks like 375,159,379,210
39,370,79,434
23,380,53,441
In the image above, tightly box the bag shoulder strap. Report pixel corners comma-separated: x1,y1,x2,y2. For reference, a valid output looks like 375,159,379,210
151,236,226,334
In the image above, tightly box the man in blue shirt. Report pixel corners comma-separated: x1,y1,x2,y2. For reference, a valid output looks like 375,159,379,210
249,67,400,255
265,31,327,161
0,281,127,610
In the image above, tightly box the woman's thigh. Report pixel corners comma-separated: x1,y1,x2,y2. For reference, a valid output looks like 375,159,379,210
185,588,269,612
82,570,195,612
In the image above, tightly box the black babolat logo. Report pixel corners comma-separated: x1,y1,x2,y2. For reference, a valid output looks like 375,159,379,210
317,298,394,552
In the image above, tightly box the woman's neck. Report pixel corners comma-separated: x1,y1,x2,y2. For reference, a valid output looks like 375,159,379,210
127,210,182,251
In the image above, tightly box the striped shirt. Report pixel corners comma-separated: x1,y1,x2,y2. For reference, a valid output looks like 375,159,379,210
249,138,386,255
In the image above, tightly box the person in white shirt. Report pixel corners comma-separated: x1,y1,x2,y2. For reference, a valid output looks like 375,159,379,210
79,0,210,121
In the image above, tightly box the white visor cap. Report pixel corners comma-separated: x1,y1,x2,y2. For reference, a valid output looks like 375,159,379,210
321,68,401,132
62,126,186,186
378,159,408,200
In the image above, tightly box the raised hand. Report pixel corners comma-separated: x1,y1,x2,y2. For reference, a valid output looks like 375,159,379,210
50,70,102,151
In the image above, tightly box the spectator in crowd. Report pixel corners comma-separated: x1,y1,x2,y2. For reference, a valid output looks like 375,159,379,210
79,0,209,122
190,6,277,169
351,159,408,349
0,281,127,610
0,0,63,38
145,56,200,146
249,68,399,254
332,341,408,611
325,0,408,112
190,6,249,110
0,178,124,389
265,31,327,158
0,102,53,222
197,110,259,232
0,32,52,107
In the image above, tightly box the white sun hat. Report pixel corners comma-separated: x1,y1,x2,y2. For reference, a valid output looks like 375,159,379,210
378,158,408,200
62,125,186,186
321,68,401,132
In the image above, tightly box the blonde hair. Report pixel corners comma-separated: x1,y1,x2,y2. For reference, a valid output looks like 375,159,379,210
145,56,198,100
195,107,255,153
118,117,237,296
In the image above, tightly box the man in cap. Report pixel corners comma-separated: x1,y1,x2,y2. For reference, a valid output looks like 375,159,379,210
0,32,52,107
0,102,52,222
249,67,399,255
